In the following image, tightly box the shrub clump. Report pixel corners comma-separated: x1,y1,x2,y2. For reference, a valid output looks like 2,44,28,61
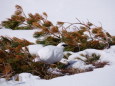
1,5,52,30
0,36,33,50
79,53,109,68
1,5,115,51
0,36,83,80
34,20,114,52
0,36,55,79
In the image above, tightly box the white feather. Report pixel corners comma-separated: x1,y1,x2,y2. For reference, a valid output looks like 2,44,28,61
37,43,66,64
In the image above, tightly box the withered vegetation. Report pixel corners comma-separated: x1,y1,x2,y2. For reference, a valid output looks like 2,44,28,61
0,36,109,80
1,5,115,51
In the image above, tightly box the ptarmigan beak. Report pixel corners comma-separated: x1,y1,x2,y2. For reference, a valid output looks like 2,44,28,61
62,44,68,47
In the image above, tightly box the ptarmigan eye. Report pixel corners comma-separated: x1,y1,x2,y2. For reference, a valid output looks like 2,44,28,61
62,44,68,47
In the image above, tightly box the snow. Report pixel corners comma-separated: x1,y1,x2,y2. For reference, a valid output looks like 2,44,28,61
1,65,115,86
48,68,61,75
66,48,115,69
0,30,115,86
68,60,94,69
17,73,40,82
0,31,115,86
0,28,37,43
0,0,115,86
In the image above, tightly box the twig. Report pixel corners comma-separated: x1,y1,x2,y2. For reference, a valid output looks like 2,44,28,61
0,71,14,78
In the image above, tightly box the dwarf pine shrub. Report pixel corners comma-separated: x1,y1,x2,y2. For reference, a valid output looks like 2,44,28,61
1,5,115,51
0,36,57,79
0,37,109,80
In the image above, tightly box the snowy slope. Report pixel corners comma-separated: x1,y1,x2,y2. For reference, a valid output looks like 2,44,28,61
0,0,115,86
0,45,115,86
1,66,115,86
0,28,115,86
0,29,37,43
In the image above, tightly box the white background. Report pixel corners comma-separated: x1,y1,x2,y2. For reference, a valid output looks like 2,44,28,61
0,0,115,34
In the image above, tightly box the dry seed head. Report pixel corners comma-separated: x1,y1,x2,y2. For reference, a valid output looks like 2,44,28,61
57,21,64,25
50,26,59,33
87,22,93,26
28,13,34,18
15,5,22,9
15,10,22,15
32,22,42,28
42,26,49,32
43,12,48,17
44,20,53,27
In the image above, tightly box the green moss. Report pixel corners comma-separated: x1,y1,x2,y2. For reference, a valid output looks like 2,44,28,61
14,26,31,30
85,53,100,64
2,21,20,29
36,36,60,46
33,31,45,38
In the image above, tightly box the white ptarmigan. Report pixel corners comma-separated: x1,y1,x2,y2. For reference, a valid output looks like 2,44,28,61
37,43,68,64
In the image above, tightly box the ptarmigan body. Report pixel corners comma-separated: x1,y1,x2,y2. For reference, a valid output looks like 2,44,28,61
37,43,67,64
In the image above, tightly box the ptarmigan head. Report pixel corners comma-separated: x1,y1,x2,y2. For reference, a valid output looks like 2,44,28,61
57,42,68,49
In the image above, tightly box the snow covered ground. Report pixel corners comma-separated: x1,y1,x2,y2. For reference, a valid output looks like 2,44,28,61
1,65,115,86
0,29,37,43
0,29,115,86
0,0,115,86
